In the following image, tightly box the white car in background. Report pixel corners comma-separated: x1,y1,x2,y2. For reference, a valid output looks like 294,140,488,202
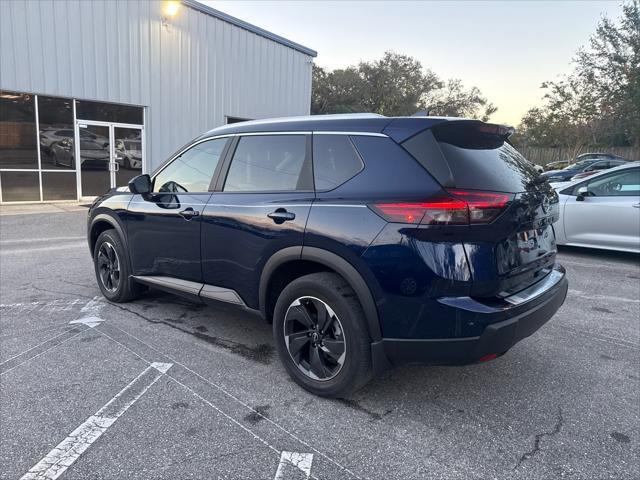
551,162,640,253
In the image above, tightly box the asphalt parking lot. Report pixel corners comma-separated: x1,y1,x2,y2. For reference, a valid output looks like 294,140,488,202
1,207,638,480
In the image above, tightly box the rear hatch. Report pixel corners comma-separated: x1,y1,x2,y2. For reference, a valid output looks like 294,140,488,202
402,120,559,298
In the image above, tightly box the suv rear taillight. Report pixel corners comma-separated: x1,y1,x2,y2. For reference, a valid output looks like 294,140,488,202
370,190,513,225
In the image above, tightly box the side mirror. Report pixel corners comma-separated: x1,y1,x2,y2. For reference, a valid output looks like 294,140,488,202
129,174,152,195
576,186,589,201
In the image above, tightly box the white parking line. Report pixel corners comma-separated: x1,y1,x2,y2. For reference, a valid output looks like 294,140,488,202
0,242,87,255
93,324,357,479
0,299,86,316
560,258,639,273
1,329,79,365
0,328,86,376
20,362,172,480
274,452,314,480
569,289,640,304
0,236,85,245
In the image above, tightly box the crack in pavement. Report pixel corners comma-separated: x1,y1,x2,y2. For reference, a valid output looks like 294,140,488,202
514,407,564,470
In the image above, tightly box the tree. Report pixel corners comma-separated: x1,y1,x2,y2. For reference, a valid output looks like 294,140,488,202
422,79,497,122
516,0,640,148
311,51,495,121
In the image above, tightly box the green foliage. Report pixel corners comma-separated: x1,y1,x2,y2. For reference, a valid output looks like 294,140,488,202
311,51,495,120
515,0,640,149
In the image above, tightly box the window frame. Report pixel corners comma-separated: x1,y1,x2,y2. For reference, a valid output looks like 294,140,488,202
150,136,232,194
215,133,314,193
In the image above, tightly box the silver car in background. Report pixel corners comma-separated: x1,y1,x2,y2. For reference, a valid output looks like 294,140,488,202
552,162,640,253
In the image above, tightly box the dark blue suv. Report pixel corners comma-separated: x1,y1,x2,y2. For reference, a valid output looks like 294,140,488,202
88,114,568,397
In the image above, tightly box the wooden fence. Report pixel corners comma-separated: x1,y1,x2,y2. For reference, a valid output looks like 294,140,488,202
518,146,640,166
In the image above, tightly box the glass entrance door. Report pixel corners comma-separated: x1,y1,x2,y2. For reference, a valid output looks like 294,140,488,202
77,122,144,198
78,124,111,197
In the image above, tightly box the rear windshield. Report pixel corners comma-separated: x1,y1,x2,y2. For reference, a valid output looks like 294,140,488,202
403,122,540,193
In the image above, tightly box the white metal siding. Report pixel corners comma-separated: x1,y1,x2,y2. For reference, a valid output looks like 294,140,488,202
0,0,313,169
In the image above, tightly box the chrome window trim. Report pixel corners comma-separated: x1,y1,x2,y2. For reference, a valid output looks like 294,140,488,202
312,131,387,137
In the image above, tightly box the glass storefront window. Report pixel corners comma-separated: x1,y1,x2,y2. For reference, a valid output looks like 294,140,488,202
0,91,38,169
38,96,75,170
76,100,143,124
0,91,145,203
42,172,77,200
0,171,40,201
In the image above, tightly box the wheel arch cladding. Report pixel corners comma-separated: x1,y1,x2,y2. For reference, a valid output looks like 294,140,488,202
259,246,383,342
89,214,127,254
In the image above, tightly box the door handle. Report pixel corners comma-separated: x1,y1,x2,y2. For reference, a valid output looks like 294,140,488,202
267,208,296,224
179,207,200,220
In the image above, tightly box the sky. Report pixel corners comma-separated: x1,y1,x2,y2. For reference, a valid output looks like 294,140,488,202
205,1,623,126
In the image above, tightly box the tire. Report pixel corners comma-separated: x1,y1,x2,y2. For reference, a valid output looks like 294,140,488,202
93,229,145,302
273,272,373,397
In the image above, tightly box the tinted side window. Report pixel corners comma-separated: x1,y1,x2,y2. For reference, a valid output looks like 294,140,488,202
313,135,364,190
153,138,227,193
575,169,640,197
224,135,309,192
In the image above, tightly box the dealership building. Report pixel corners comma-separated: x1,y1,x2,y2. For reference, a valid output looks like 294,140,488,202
0,0,315,203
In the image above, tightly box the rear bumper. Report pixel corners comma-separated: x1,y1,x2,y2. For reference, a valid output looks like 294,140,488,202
372,266,568,369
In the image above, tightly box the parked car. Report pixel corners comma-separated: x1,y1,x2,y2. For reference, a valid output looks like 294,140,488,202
569,159,629,181
51,137,110,169
542,158,628,183
115,138,142,169
88,114,568,396
40,127,102,154
545,159,571,171
575,152,626,162
552,162,640,253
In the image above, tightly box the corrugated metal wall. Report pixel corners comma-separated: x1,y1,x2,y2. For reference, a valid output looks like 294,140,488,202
0,0,313,168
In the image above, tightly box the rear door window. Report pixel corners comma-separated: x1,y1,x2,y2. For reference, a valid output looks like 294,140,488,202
223,135,311,192
312,135,364,190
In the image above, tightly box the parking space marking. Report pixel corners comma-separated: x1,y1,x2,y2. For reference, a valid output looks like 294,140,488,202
1,328,82,364
0,241,87,255
69,316,104,328
0,236,85,245
0,299,86,316
0,327,86,376
560,258,639,273
20,362,172,480
569,289,640,304
1,296,105,375
93,324,360,479
274,452,314,480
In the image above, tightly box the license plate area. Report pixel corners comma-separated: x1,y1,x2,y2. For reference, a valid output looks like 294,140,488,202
497,223,557,275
